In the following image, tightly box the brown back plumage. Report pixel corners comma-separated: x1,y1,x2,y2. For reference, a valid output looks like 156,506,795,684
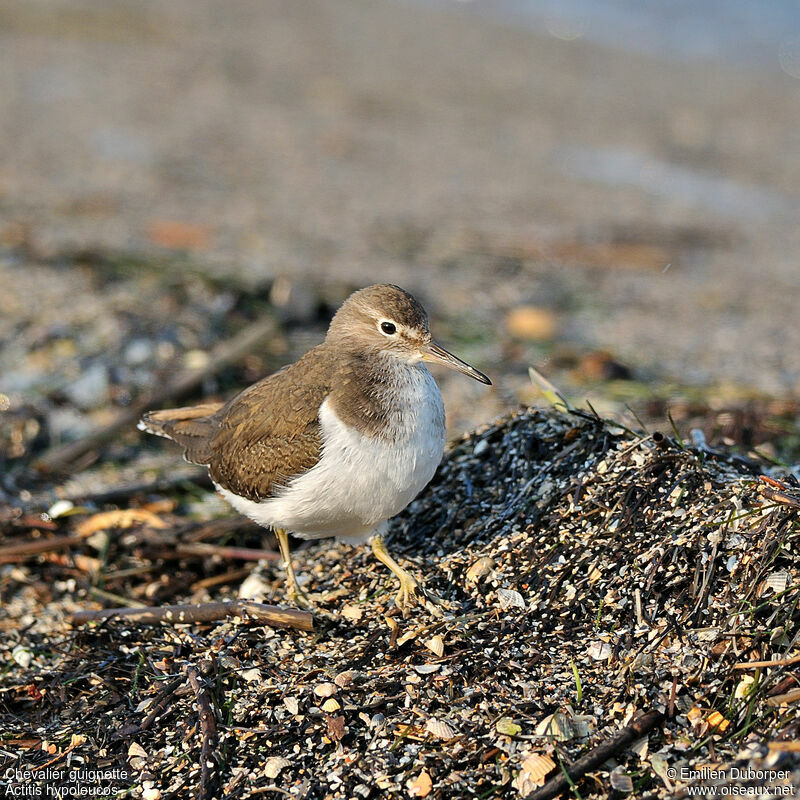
139,346,335,501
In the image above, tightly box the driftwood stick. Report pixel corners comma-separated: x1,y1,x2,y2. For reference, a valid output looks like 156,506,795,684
733,653,800,670
175,543,280,562
69,599,314,631
113,676,186,740
759,485,800,510
526,710,665,800
186,666,217,800
766,688,800,706
35,315,277,473
112,676,185,740
0,535,84,563
140,676,185,732
768,741,800,753
141,544,280,563
190,567,254,592
760,475,798,491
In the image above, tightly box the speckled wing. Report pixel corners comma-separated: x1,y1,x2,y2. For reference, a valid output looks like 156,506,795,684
139,347,333,502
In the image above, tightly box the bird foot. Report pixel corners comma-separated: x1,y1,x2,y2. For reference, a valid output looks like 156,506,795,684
285,579,316,611
394,573,452,618
394,571,420,616
370,533,451,618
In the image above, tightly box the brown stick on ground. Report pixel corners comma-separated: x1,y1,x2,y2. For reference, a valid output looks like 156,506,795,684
766,688,800,706
526,710,665,800
186,666,217,800
190,567,254,592
140,544,280,563
759,485,800,509
175,543,281,562
112,676,186,740
69,600,313,631
768,741,800,753
733,653,800,670
35,314,277,473
0,535,85,563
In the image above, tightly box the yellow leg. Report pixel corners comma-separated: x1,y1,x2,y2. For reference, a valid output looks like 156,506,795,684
276,528,312,608
370,534,422,614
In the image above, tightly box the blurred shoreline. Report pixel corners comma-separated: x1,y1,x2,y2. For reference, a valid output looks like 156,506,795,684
1,0,798,449
419,0,800,69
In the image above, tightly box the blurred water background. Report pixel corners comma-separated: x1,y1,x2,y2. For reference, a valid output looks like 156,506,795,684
1,0,799,471
436,0,800,68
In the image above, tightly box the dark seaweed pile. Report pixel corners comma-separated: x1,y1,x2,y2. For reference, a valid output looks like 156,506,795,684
2,408,800,799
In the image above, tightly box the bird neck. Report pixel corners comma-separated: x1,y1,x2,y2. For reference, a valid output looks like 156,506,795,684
328,349,430,440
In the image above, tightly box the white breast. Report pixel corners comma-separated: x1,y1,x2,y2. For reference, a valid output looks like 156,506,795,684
216,365,446,542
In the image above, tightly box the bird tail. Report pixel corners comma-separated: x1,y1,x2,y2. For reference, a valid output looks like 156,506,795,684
138,402,224,465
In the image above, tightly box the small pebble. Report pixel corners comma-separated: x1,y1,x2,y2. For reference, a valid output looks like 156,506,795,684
473,439,489,457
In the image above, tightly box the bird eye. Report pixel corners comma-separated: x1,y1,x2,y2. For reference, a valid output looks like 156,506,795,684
380,321,397,335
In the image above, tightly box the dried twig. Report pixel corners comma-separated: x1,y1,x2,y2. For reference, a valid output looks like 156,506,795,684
35,315,278,473
175,543,280,562
113,676,185,739
32,741,80,772
186,666,217,800
768,741,800,753
526,710,665,800
69,599,313,631
733,653,800,670
0,534,84,563
759,477,800,510
190,568,254,592
765,688,800,706
760,476,798,491
139,675,186,730
141,543,280,562
767,675,799,697
3,738,40,749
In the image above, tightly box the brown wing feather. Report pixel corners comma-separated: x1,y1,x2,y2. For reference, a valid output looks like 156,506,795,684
138,403,225,464
139,347,333,502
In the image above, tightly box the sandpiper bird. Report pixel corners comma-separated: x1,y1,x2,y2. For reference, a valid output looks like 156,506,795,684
138,284,490,612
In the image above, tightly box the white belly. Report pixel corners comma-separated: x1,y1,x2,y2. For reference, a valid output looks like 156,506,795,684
216,366,446,542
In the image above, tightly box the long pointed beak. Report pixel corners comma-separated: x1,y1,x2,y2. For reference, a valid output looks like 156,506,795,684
420,342,491,385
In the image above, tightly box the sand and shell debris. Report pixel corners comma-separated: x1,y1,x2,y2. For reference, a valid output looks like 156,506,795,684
2,407,800,798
